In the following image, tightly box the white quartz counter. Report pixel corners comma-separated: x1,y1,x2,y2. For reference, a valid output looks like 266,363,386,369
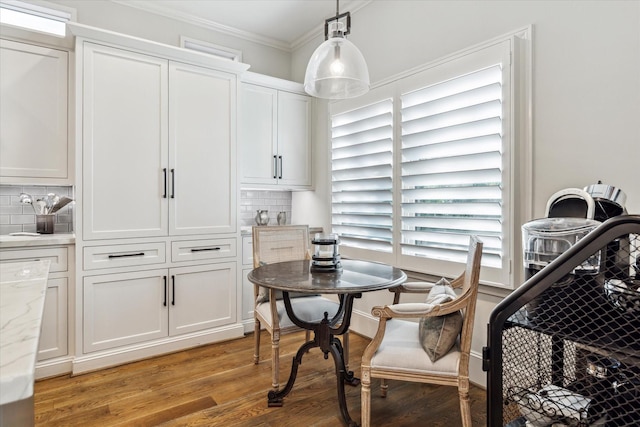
0,233,75,249
0,260,50,405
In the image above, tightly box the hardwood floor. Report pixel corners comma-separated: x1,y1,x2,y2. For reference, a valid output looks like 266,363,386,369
34,331,487,426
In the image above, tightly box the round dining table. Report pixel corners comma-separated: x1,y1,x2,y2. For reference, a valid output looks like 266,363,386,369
248,258,407,427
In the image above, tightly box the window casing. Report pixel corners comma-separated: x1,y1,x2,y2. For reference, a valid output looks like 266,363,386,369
330,33,530,288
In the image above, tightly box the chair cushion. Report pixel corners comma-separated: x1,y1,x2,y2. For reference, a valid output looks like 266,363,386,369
370,319,460,376
418,278,463,362
255,296,342,329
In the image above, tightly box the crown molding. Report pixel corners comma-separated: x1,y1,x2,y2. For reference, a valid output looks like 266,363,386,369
111,0,292,52
111,0,373,53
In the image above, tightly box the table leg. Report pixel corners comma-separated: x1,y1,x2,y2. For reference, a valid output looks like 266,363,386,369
267,292,360,426
267,339,318,406
328,337,360,426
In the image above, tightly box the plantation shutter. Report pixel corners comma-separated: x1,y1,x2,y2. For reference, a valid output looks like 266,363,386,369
400,65,504,267
331,99,394,252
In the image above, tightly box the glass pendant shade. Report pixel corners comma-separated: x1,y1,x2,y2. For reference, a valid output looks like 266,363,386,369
304,23,370,99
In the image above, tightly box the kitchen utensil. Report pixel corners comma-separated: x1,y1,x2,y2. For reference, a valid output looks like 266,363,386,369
34,199,47,215
43,193,59,213
51,196,73,213
19,192,33,204
19,193,35,213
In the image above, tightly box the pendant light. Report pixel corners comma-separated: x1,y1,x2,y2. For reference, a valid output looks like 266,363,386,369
303,0,370,99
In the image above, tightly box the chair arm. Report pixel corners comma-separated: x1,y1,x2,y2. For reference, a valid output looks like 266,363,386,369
389,281,437,304
372,296,469,320
389,281,437,294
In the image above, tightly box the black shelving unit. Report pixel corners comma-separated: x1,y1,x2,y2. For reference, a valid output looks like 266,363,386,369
485,215,640,426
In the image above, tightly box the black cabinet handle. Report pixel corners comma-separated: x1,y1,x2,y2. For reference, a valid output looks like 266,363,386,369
171,275,176,306
162,168,167,198
108,252,144,259
170,169,175,198
278,155,283,179
163,276,167,307
190,247,221,252
273,155,277,179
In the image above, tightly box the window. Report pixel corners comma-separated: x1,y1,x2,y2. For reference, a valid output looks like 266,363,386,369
0,0,73,37
330,33,530,288
331,98,394,253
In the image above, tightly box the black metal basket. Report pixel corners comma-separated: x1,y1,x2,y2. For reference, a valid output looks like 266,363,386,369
485,215,640,427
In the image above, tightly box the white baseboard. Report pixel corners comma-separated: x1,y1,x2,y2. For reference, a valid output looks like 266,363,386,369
35,356,74,380
72,324,244,375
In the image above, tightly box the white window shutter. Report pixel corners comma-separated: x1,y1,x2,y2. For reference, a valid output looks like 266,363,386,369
331,99,394,252
400,64,504,268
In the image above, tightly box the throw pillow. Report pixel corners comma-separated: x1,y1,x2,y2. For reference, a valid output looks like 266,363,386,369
418,277,463,362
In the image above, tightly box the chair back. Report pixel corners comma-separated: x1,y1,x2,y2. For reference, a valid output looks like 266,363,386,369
451,236,483,368
252,225,311,268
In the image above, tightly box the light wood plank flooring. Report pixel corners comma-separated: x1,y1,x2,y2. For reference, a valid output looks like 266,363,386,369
35,331,487,426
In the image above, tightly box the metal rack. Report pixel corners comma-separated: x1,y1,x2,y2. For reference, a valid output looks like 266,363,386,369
485,215,640,426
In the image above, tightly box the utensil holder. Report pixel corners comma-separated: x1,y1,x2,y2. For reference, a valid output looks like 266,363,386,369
36,214,55,234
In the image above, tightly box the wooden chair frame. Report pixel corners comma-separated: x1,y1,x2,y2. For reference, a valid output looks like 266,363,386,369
360,236,483,427
252,225,348,390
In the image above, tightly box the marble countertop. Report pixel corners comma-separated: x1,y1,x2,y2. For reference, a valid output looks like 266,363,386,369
240,226,323,236
0,233,75,248
0,260,51,405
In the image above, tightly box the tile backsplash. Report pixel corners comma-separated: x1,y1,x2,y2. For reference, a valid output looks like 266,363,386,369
0,186,287,233
240,190,291,227
0,185,74,235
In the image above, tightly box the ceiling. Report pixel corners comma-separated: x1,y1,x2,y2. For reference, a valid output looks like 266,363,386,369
114,0,371,51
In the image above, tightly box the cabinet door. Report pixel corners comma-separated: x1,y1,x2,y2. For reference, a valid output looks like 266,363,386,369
82,43,168,240
83,270,168,353
38,277,68,361
169,262,236,336
169,63,236,235
239,84,278,185
0,39,69,181
241,267,254,322
277,91,312,187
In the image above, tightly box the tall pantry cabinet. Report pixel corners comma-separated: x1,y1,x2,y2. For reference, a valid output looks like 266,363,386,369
70,24,249,374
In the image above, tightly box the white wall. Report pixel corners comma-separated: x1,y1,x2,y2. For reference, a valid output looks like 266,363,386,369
49,0,292,79
292,0,640,386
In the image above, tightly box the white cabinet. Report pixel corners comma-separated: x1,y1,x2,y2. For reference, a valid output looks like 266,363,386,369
0,245,74,377
169,263,236,336
70,24,249,374
38,277,69,361
82,43,236,240
240,79,312,188
83,262,236,353
240,235,254,332
0,39,70,184
83,269,167,352
168,62,235,236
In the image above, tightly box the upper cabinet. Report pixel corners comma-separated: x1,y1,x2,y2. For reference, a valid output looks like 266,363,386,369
81,42,237,240
0,39,71,184
240,74,312,189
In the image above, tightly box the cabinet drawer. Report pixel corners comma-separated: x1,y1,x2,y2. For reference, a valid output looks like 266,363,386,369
0,246,69,273
242,236,253,266
171,238,236,263
84,242,165,270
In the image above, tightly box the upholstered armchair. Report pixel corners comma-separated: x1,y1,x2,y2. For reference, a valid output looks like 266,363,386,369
360,236,483,426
